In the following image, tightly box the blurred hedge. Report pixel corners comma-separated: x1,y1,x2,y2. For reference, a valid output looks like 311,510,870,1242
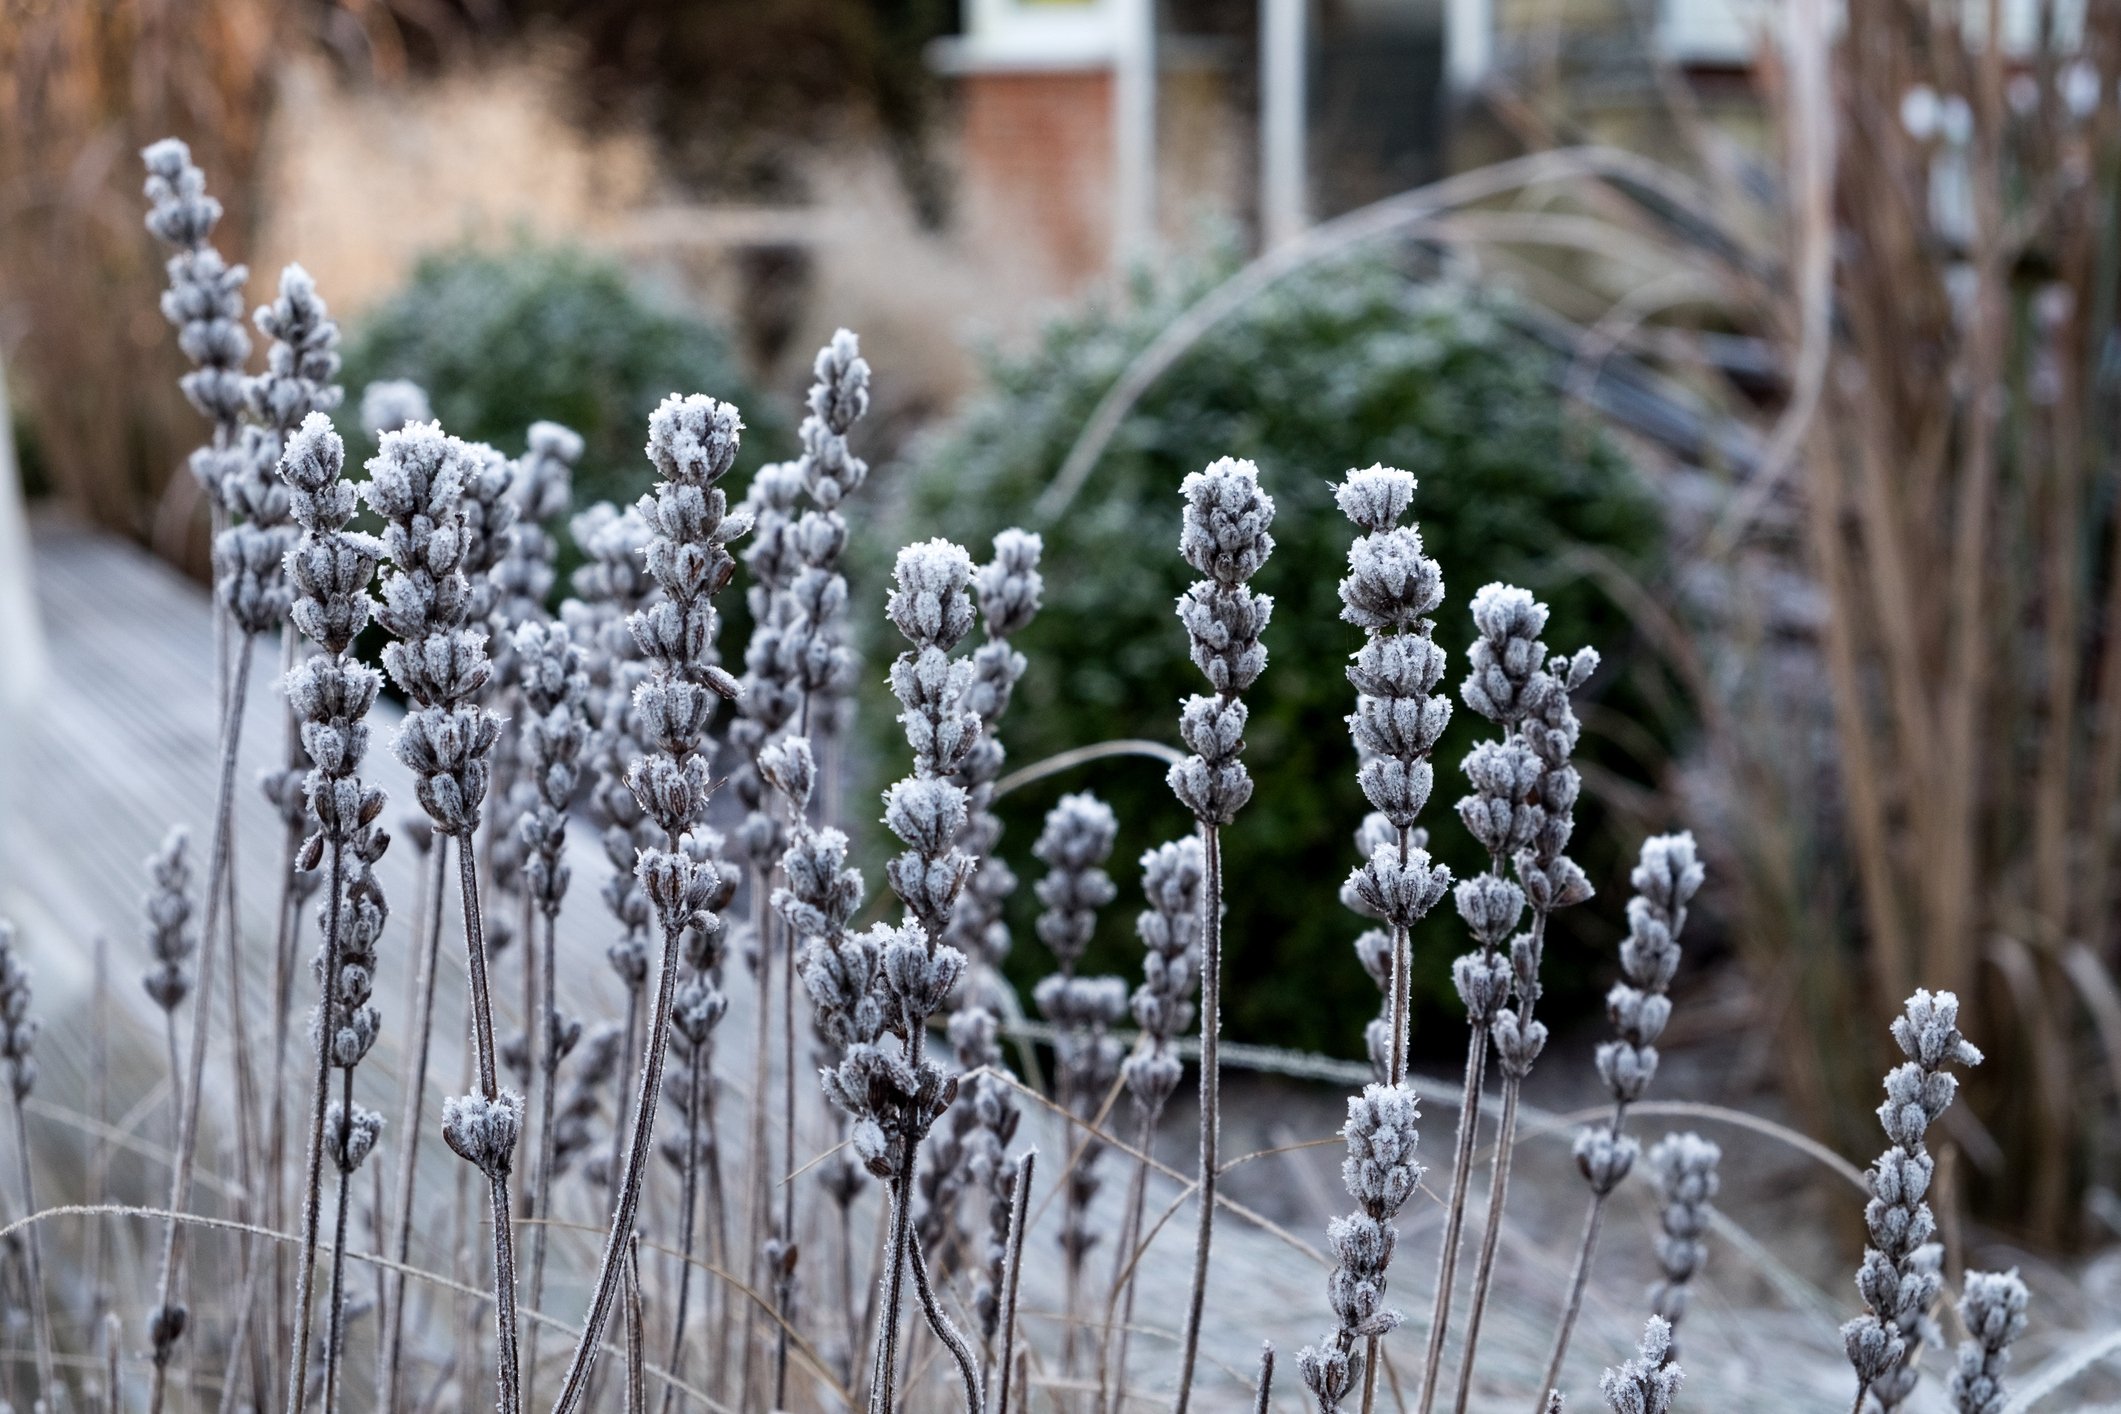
339,241,787,519
879,248,1669,1059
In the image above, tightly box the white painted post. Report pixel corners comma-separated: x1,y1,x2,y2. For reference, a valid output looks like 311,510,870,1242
1446,0,1493,93
1259,0,1308,250
1113,0,1158,259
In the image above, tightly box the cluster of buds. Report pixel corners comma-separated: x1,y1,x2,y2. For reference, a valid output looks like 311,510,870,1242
1297,1083,1424,1409
1029,794,1126,1269
1645,1132,1720,1332
1600,1317,1684,1414
1574,834,1705,1196
1842,991,1984,1411
1168,458,1274,827
1948,1270,2029,1414
921,530,1042,1269
141,140,249,509
1121,837,1205,1121
1335,466,1453,1081
140,828,197,1014
1452,584,1598,1079
364,423,503,841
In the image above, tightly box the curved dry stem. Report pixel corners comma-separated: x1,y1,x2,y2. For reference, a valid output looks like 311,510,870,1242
992,740,1186,800
871,1173,915,1414
1034,146,1732,523
1097,1107,1160,1414
324,1095,357,1414
906,1218,982,1413
150,629,254,1414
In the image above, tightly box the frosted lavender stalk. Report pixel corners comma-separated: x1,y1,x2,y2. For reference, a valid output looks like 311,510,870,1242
1297,1084,1425,1412
1541,834,1706,1399
1433,584,1601,1414
793,538,987,1414
513,617,592,1390
274,413,390,1414
923,527,1042,1315
363,418,517,1414
142,139,249,514
1644,1133,1719,1343
1947,1270,2028,1414
1029,793,1124,1373
548,394,750,1414
1101,835,1205,1414
0,922,55,1406
1842,991,1983,1413
1167,457,1275,1414
1600,1317,1683,1414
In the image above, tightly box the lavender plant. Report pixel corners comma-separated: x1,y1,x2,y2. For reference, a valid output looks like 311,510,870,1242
923,527,1042,1318
1644,1133,1720,1345
140,828,197,1115
1029,791,1124,1369
1297,1085,1425,1412
362,418,518,1412
273,412,389,1414
1542,834,1705,1396
512,617,592,1390
1166,457,1275,1414
1298,465,1453,1414
0,921,55,1407
1102,834,1205,1414
549,394,750,1414
1842,990,1984,1413
794,538,990,1414
1421,583,1598,1414
1948,1270,2028,1414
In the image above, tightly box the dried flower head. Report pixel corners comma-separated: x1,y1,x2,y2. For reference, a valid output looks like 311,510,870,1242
1600,1317,1683,1414
1842,989,1984,1411
0,922,38,1101
141,827,197,1013
1170,458,1275,826
359,379,432,439
1645,1132,1720,1331
1948,1270,2028,1414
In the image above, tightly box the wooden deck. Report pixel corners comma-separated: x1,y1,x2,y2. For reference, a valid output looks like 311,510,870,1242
0,521,1871,1410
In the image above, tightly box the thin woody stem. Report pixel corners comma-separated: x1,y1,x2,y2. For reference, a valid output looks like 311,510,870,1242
1537,1096,1629,1405
151,629,254,1414
906,1219,982,1414
527,905,564,1406
547,896,688,1414
1417,1026,1489,1414
455,837,522,1414
323,1071,356,1414
288,837,347,1414
994,1151,1035,1414
382,838,452,1411
1169,820,1221,1414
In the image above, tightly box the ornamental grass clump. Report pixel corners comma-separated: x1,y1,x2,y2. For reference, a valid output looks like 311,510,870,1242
1166,456,1274,1414
1842,990,1984,1413
1543,833,1705,1395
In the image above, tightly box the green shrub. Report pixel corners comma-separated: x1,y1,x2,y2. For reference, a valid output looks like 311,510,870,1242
339,241,786,517
881,248,1667,1058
